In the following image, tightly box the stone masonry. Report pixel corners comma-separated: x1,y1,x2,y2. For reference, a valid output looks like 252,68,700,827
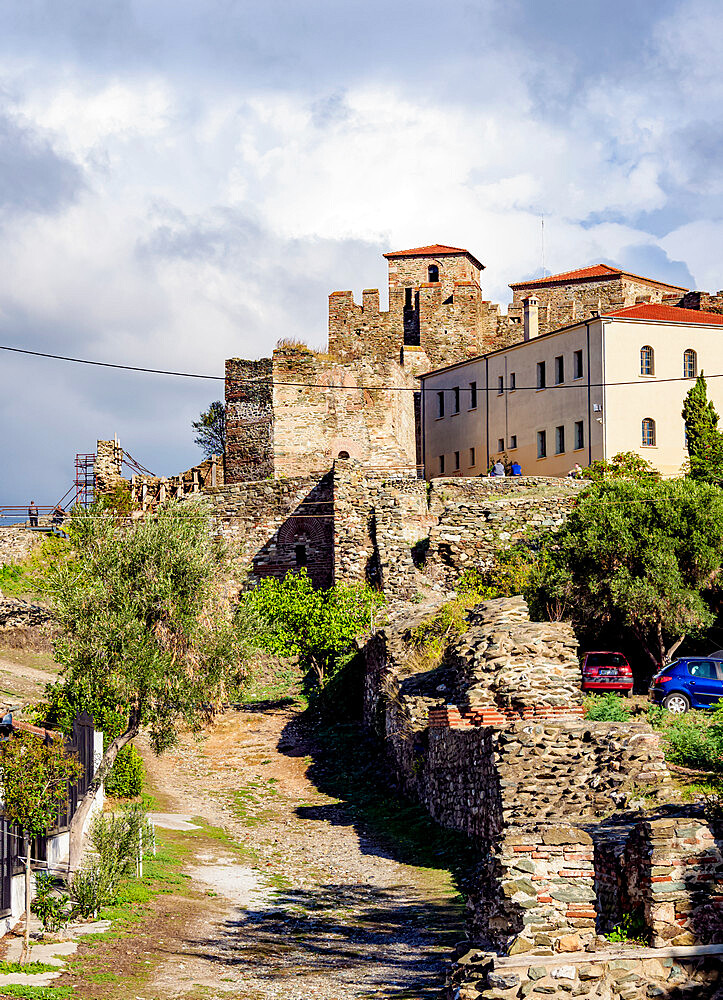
359,595,723,998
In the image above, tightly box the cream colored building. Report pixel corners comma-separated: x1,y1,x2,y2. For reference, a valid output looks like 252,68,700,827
420,302,723,479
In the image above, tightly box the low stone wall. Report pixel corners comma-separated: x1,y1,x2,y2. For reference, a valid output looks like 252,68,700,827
0,598,52,630
0,527,45,566
447,944,723,999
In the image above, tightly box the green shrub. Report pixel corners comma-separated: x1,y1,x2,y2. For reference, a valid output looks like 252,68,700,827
651,709,723,772
583,693,631,722
105,744,145,798
31,871,71,933
71,803,153,916
605,908,647,944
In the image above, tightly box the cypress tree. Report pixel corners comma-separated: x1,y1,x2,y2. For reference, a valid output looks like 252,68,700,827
682,374,723,481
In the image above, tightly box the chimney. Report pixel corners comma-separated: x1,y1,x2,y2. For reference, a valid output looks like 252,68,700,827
523,295,539,341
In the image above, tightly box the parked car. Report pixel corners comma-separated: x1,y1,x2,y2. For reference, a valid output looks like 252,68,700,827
580,651,634,695
648,657,723,713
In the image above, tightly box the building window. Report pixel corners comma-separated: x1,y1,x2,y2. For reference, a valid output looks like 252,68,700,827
428,264,439,282
574,420,584,450
295,544,307,567
537,430,547,458
454,450,460,470
510,372,516,391
497,438,504,452
405,287,413,308
469,446,476,466
510,434,517,449
642,417,656,447
640,345,655,376
453,387,460,413
469,381,477,409
497,375,504,395
439,455,445,474
683,349,697,379
437,391,445,418
573,350,583,379
555,425,565,454
537,361,546,389
337,450,350,459
555,355,564,385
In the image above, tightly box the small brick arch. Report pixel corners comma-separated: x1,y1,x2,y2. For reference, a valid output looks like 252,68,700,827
330,437,363,461
277,515,326,546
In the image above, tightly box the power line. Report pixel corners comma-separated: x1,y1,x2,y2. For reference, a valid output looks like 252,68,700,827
2,342,722,392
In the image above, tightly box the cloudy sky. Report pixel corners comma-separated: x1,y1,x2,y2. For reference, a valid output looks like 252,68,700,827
1,0,722,508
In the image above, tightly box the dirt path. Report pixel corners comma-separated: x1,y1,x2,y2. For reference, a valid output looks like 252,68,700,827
143,706,465,999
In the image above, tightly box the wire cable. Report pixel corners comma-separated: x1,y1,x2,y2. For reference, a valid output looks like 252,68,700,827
2,342,723,392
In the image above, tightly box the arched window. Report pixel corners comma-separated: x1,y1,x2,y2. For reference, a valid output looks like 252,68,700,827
640,346,654,376
642,418,656,447
338,450,350,459
683,349,697,379
428,264,439,282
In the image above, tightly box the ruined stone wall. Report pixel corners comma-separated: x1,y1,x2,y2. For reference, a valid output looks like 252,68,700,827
678,290,723,314
200,475,333,589
0,527,45,566
224,358,274,483
358,597,716,966
95,438,123,492
508,276,678,337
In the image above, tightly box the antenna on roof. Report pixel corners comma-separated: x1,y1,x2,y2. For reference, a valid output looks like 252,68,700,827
541,213,545,276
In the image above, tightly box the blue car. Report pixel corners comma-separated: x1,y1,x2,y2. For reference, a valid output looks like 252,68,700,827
648,657,723,713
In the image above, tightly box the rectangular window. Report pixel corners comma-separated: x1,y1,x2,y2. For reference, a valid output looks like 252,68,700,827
454,450,460,470
510,434,518,450
555,355,564,385
510,372,516,391
439,455,445,474
555,425,565,454
537,430,547,459
537,361,546,389
573,350,583,379
453,387,460,413
295,544,307,567
469,446,476,466
497,438,504,452
574,420,584,450
497,375,504,395
404,287,412,308
469,381,477,409
437,391,445,418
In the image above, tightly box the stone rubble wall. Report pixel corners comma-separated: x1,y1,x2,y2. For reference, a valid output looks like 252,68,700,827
357,596,723,969
200,474,334,589
622,816,723,948
0,598,52,630
448,945,722,999
0,527,45,566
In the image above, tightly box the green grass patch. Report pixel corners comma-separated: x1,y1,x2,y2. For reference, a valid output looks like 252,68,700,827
0,961,57,975
0,988,73,999
240,656,306,708
0,535,70,601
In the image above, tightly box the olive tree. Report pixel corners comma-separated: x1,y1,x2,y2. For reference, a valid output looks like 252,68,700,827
44,499,247,868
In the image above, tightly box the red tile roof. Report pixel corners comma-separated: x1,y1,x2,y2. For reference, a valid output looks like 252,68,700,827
604,303,723,325
384,244,484,270
510,263,687,293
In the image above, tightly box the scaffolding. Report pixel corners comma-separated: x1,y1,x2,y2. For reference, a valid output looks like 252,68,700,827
74,453,95,508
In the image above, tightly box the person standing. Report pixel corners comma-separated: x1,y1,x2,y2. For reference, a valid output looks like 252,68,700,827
28,501,38,528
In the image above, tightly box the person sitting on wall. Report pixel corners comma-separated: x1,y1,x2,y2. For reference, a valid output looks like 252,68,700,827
492,459,506,477
28,501,38,528
567,463,583,479
51,505,65,526
511,460,522,476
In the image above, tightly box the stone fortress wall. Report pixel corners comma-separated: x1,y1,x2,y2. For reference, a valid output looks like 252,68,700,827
361,596,723,999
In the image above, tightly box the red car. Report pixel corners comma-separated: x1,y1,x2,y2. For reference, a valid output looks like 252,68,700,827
581,651,634,695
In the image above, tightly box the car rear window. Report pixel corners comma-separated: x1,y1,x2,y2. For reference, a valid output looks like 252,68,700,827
687,660,719,679
585,653,628,667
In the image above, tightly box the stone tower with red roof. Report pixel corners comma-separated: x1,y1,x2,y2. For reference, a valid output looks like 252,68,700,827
328,244,519,372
